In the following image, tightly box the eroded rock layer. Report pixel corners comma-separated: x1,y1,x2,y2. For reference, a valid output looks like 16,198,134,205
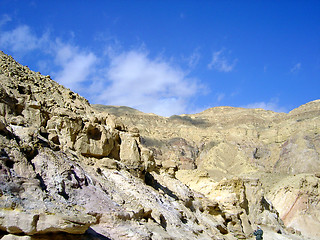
94,99,320,239
0,50,317,239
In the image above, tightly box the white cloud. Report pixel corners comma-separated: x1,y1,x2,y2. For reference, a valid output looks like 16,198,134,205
0,15,11,27
290,63,301,73
216,93,225,102
52,42,98,90
185,48,201,69
208,49,237,72
94,50,199,116
0,25,48,54
243,99,287,113
0,22,201,116
0,23,98,92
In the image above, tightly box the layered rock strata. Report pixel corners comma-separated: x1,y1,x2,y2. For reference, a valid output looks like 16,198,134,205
94,99,320,239
0,50,312,239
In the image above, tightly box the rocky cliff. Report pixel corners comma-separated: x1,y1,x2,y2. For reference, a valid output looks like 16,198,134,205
0,50,318,239
94,99,320,239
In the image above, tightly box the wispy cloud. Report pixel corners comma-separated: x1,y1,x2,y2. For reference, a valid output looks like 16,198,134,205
52,41,98,90
216,93,225,102
243,98,287,113
208,49,237,72
290,63,301,73
0,25,49,54
185,48,201,69
94,50,199,116
0,21,201,116
263,65,268,73
0,15,11,27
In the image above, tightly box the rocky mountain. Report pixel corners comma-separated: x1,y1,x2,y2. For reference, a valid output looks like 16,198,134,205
94,99,320,239
0,50,319,239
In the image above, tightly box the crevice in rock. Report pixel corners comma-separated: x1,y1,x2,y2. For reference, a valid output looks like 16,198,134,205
184,198,196,212
85,227,112,240
17,85,29,95
180,215,188,224
14,104,24,116
96,167,102,175
0,149,13,168
159,214,167,229
144,172,178,200
23,147,39,163
142,209,152,221
87,127,102,141
240,185,249,215
205,202,223,216
50,135,61,146
31,214,40,232
35,173,47,192
4,158,14,168
68,168,88,188
0,231,6,238
58,189,69,200
216,224,228,235
260,196,271,211
107,144,120,161
39,130,49,140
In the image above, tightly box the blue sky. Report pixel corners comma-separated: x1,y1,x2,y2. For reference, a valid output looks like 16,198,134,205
0,1,319,116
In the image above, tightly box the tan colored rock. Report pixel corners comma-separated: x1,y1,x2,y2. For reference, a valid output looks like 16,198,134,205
161,159,177,169
74,122,115,158
1,235,31,240
105,114,126,131
0,50,313,239
96,157,119,170
267,174,320,239
0,116,6,130
95,98,320,239
140,147,156,172
119,132,142,170
274,132,320,174
36,213,96,234
0,210,37,234
0,210,96,235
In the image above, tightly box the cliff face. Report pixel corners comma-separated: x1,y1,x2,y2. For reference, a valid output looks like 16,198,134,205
94,99,320,239
0,50,318,239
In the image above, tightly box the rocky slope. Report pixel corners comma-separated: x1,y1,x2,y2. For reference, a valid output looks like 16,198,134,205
94,99,320,239
0,50,317,239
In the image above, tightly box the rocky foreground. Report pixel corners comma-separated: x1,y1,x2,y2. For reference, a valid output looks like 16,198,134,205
0,50,319,239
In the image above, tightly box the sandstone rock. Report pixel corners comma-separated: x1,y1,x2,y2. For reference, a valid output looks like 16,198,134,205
1,235,31,240
119,132,142,170
96,97,320,239
267,174,320,239
74,123,115,158
0,116,6,131
0,50,313,239
0,210,96,235
140,147,156,172
0,210,37,234
274,132,320,174
36,213,96,234
96,157,119,170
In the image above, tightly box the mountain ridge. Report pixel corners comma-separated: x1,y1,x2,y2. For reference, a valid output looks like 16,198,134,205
0,50,319,239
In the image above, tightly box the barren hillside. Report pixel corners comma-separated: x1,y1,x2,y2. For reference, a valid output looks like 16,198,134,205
94,99,320,239
0,50,318,239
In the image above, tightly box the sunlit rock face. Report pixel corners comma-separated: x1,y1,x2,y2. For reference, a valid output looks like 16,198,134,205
94,96,320,239
0,50,319,239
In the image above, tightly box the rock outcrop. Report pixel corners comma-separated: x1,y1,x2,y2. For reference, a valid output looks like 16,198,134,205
94,100,320,238
0,50,317,239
